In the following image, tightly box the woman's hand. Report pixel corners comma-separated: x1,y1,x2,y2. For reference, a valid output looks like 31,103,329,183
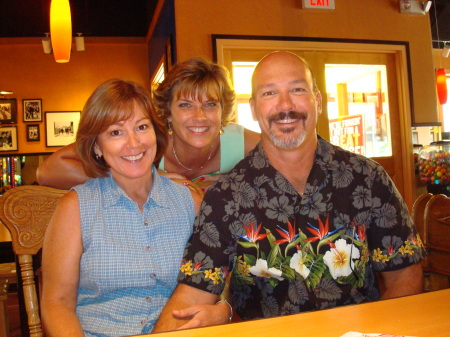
172,301,232,330
193,174,223,192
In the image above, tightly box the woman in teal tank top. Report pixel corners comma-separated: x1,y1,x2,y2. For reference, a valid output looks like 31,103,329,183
153,57,260,191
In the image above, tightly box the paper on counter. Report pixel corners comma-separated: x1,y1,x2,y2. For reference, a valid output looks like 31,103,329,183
340,332,416,337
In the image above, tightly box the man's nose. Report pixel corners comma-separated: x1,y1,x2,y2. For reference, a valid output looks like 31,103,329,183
277,91,295,111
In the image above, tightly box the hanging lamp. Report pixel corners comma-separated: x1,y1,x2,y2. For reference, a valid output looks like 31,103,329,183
432,1,447,105
50,0,72,63
436,68,448,105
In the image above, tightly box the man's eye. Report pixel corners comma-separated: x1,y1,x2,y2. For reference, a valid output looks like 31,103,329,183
262,91,276,96
292,87,307,93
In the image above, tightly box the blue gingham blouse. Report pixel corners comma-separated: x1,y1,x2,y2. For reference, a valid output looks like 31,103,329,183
73,166,194,336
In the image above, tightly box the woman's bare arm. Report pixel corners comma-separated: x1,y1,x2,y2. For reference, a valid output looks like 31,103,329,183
36,143,90,189
41,191,85,337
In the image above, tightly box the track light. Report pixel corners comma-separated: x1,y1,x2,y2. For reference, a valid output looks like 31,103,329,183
42,33,52,54
399,0,431,14
442,42,450,58
75,33,85,51
422,0,432,12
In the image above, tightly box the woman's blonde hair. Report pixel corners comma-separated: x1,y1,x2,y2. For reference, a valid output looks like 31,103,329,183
76,79,168,178
153,57,236,127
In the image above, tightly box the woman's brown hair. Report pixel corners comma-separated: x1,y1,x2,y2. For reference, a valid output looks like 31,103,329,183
76,79,168,178
153,57,236,127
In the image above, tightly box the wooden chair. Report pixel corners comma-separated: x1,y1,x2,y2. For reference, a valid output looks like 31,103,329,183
411,192,433,241
421,193,450,292
0,186,67,337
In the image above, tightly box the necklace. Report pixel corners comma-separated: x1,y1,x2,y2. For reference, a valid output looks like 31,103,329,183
172,137,214,171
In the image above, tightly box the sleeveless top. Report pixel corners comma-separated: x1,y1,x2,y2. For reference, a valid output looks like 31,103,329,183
73,167,194,336
158,122,245,179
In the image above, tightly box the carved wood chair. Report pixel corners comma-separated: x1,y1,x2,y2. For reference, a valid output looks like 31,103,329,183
0,186,67,337
411,192,433,241
421,193,450,292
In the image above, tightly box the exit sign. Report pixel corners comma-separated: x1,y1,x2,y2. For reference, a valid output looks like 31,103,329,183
302,0,335,10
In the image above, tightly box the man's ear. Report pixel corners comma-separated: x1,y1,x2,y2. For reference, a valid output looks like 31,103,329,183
249,97,257,121
315,91,323,116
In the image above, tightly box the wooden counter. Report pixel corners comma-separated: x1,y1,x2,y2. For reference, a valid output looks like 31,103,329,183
145,289,450,337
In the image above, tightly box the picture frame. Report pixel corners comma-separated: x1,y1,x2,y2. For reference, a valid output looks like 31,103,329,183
0,98,17,124
0,126,18,151
23,99,42,122
26,124,40,142
45,111,80,147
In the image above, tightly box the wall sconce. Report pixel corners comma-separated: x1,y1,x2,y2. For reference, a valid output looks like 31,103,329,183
50,0,72,63
42,33,52,54
399,0,432,14
442,42,450,58
0,91,13,97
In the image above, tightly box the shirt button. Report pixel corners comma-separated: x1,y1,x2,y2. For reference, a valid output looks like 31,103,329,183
144,246,150,252
144,221,149,226
146,296,152,302
141,319,147,326
149,273,156,279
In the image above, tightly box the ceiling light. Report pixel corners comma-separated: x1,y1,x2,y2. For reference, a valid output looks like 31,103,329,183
442,42,450,58
399,0,430,14
50,0,72,63
42,33,52,54
75,33,85,51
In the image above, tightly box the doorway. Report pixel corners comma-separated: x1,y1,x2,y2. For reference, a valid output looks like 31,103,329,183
215,37,414,208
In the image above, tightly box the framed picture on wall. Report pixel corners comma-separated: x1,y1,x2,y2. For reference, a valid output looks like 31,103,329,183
23,99,42,122
45,111,80,147
26,124,40,142
0,98,17,124
0,126,18,151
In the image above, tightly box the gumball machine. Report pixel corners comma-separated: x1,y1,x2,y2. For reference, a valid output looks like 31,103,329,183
417,141,450,196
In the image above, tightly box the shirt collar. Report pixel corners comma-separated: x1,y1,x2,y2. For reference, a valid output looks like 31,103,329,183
100,166,170,209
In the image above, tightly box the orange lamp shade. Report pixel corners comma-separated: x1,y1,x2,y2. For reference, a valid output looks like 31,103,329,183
50,0,72,63
436,68,448,105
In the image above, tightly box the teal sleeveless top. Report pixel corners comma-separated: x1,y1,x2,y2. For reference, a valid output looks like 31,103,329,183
158,122,245,178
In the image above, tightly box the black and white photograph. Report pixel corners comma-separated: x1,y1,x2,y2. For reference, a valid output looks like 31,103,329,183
0,98,17,124
26,124,40,141
23,99,42,122
45,111,80,147
0,126,18,151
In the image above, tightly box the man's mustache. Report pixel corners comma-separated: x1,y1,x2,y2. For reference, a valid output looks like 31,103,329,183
268,110,307,123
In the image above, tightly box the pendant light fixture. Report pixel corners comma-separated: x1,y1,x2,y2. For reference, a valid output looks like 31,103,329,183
436,68,448,105
433,0,448,105
50,0,72,63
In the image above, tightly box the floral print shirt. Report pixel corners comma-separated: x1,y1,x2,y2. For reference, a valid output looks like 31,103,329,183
178,137,425,320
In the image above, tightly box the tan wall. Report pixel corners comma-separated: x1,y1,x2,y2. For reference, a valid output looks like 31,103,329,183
0,37,149,154
173,0,438,125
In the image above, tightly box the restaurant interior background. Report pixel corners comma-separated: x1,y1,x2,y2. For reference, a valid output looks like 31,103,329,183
0,0,450,336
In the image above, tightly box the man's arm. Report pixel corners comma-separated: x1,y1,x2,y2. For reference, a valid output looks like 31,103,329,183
152,283,231,332
378,262,423,300
36,143,89,189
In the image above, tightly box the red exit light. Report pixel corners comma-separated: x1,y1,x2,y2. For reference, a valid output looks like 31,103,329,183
302,0,335,9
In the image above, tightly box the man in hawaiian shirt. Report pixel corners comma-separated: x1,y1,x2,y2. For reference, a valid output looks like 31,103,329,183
153,51,425,332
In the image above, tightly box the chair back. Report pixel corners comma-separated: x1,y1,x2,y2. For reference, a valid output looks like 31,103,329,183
411,193,433,240
0,186,67,337
421,193,450,291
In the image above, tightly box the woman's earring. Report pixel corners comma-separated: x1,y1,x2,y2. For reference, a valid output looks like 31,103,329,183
219,125,224,135
168,121,173,135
